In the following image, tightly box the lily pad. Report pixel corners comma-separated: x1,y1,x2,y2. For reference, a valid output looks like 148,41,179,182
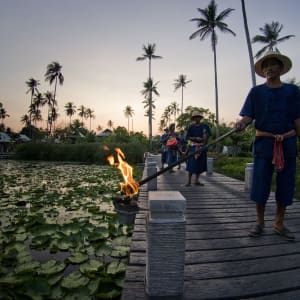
61,271,89,289
106,261,126,275
79,259,104,275
14,261,40,275
38,259,66,276
67,252,89,264
111,246,130,258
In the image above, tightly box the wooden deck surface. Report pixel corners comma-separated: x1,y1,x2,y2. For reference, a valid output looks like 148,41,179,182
121,156,300,300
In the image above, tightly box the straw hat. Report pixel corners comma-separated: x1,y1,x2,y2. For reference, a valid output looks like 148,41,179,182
254,51,292,77
191,110,203,119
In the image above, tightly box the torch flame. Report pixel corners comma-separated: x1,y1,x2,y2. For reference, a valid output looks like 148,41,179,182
107,147,139,197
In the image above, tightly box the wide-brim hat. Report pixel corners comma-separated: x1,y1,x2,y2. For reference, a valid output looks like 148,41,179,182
254,51,292,77
191,110,203,119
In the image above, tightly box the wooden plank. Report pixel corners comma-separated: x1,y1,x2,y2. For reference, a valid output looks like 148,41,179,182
122,157,300,299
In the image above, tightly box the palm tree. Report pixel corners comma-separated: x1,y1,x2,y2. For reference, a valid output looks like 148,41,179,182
141,78,159,148
252,21,295,58
107,120,114,130
136,43,162,79
173,74,192,114
0,103,9,126
241,0,256,87
124,105,134,132
20,114,30,127
44,61,64,107
44,91,56,135
77,105,86,126
137,43,162,150
189,0,235,145
169,101,180,124
26,77,40,137
85,108,95,131
64,102,77,126
96,125,103,132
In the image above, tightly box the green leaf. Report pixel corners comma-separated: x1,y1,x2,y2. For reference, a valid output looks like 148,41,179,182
79,260,104,275
68,252,89,264
111,246,130,258
95,245,112,257
61,271,89,289
38,260,66,276
106,261,126,275
14,261,40,275
23,277,51,300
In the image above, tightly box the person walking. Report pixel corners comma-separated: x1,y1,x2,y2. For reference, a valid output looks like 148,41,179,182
236,51,300,241
166,123,180,172
185,111,211,186
160,127,169,169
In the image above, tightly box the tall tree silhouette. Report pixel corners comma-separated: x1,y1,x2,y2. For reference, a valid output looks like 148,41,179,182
137,43,162,150
26,77,40,137
252,21,295,58
174,74,192,115
189,0,235,145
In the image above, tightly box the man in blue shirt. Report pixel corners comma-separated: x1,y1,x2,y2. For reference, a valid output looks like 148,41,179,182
236,51,300,241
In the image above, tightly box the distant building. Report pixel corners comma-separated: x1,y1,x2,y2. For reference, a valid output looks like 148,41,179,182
0,132,12,153
96,129,113,141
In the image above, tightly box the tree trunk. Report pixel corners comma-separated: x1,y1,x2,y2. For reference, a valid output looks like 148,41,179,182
212,37,220,152
241,0,256,87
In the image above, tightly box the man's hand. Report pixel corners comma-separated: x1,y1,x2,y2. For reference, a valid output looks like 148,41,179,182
235,120,247,131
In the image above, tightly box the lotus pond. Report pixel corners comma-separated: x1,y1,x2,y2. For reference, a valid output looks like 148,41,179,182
0,160,135,300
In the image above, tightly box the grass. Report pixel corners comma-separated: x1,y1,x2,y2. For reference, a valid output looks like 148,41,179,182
213,155,300,201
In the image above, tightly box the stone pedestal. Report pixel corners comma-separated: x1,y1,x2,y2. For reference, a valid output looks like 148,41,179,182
147,162,157,191
245,162,254,192
145,191,186,297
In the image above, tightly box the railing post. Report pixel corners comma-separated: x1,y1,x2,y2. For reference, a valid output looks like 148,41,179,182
244,162,254,192
206,157,214,175
145,191,186,297
147,161,157,191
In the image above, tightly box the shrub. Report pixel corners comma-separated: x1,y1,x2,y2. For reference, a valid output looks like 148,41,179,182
15,141,147,164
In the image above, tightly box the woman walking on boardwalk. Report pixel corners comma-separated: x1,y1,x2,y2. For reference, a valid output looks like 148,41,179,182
185,111,211,186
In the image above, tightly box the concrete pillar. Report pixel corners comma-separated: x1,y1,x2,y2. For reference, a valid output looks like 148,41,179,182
206,157,214,175
244,162,254,192
147,162,157,191
146,191,186,297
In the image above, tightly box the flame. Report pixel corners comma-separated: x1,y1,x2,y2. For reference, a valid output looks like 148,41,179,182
107,147,139,197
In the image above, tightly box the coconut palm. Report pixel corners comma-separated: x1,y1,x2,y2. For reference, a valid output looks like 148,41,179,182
77,105,86,126
20,114,30,127
241,0,256,87
0,103,9,126
141,78,159,148
124,105,134,132
85,108,95,131
107,120,114,130
137,43,162,150
169,101,180,125
44,91,56,135
189,0,235,144
49,106,59,134
31,108,43,126
173,74,192,114
252,21,295,58
136,43,162,79
97,125,103,132
26,77,40,137
44,61,64,106
64,102,77,126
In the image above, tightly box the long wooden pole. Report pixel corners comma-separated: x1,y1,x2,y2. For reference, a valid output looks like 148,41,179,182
138,128,237,186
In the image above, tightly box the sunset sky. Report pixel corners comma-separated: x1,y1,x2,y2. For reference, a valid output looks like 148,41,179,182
1,0,300,136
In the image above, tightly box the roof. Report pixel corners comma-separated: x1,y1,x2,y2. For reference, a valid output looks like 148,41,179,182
0,132,11,142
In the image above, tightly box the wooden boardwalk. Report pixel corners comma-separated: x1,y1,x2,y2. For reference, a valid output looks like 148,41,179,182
121,156,300,300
